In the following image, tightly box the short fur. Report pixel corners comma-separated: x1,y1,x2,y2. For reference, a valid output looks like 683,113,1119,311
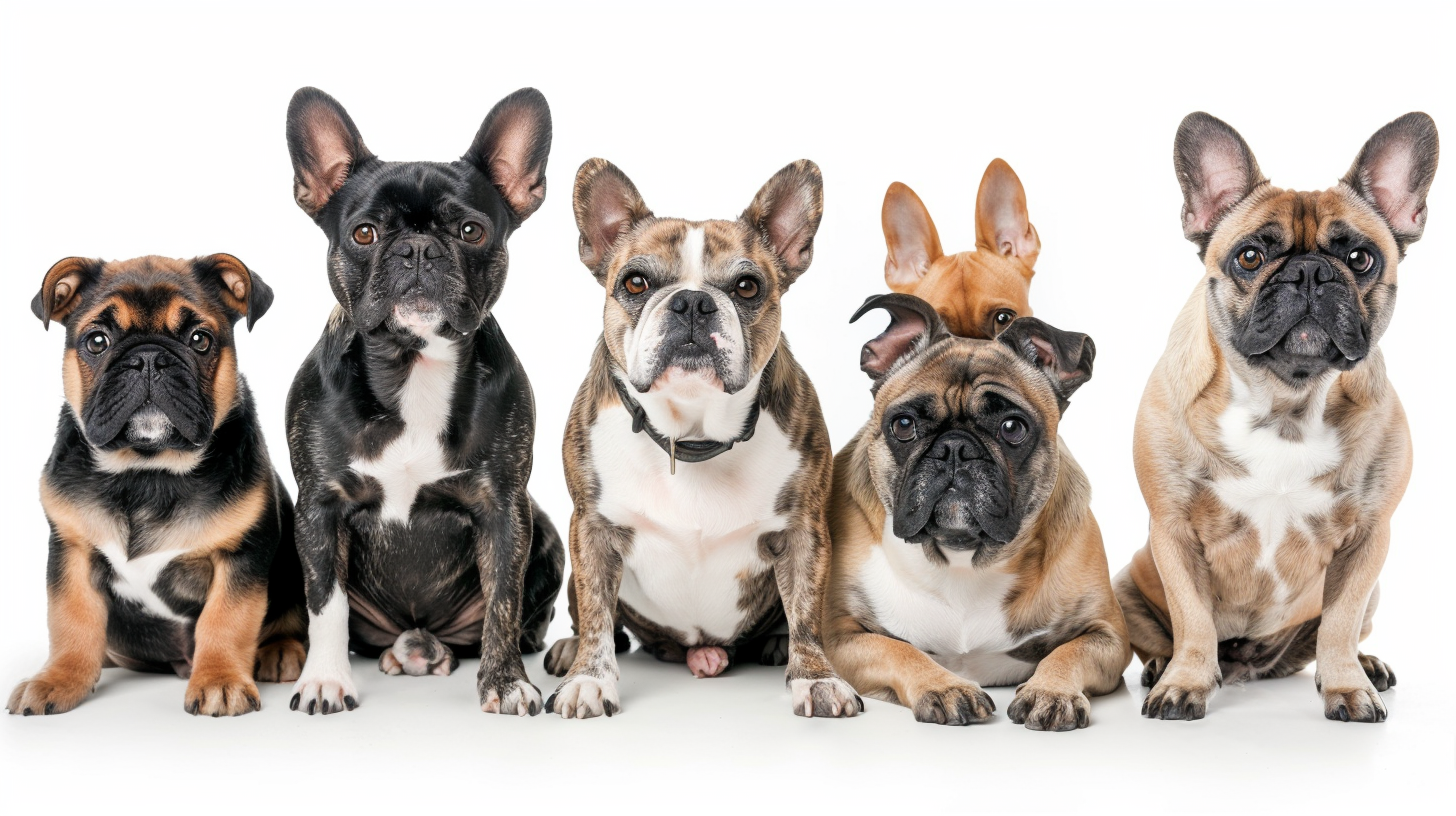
9,255,305,717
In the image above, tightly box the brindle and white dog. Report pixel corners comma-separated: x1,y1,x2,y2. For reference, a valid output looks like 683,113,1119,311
1115,112,1438,722
543,159,860,719
825,294,1130,729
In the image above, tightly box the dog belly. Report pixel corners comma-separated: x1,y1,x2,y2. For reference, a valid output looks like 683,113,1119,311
619,527,772,645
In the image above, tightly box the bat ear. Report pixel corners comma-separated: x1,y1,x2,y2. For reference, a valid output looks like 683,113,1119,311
1342,112,1439,251
464,87,553,222
1174,112,1266,251
997,316,1095,412
33,257,102,329
195,254,273,330
974,159,1039,268
286,87,373,218
850,293,950,390
573,158,652,283
882,182,943,291
742,160,823,287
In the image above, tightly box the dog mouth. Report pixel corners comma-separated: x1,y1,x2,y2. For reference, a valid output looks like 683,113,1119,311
1244,317,1361,383
119,407,189,454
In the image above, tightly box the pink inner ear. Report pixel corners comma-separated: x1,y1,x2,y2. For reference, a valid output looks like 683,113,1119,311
486,121,546,217
1028,335,1058,370
1369,148,1421,228
296,111,356,211
1186,145,1249,233
862,310,928,376
882,185,942,287
581,179,637,268
768,191,813,269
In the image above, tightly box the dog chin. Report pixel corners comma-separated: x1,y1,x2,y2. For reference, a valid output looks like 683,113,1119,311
390,304,442,336
648,366,727,397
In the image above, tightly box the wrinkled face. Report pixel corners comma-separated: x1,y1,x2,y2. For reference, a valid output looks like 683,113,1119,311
1205,188,1398,385
869,340,1061,559
320,160,515,338
32,255,270,471
900,251,1033,339
602,218,783,394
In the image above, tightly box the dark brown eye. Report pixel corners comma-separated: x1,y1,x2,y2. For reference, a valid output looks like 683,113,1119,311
188,330,213,354
84,331,109,355
890,414,916,442
624,274,650,295
993,310,1015,329
1237,247,1264,271
999,417,1028,446
353,224,376,245
1347,248,1374,274
460,221,486,243
735,277,760,299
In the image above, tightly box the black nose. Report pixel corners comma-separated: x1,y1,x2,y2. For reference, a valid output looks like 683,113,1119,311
119,346,173,376
669,290,718,316
926,430,984,463
1273,254,1337,294
393,236,446,267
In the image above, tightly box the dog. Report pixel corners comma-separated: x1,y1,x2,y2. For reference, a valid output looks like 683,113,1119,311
1114,112,1439,722
283,87,564,715
9,254,306,716
541,158,861,719
824,293,1130,729
882,160,1039,338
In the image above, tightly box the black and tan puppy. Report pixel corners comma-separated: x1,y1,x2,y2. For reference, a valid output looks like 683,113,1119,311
284,87,563,715
825,294,1129,730
9,255,305,717
1115,112,1438,722
542,159,860,719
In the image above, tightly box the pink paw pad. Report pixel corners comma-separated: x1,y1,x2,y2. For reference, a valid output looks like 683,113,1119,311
687,646,729,678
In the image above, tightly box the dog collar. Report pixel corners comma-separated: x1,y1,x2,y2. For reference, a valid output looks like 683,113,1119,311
611,375,761,475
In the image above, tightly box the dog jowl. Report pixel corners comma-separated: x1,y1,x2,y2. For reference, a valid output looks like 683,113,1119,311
284,87,564,715
1114,111,1437,722
10,255,306,717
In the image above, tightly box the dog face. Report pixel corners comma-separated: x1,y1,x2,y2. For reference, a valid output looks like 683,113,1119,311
881,160,1039,339
572,159,823,395
1175,112,1438,387
32,254,272,472
286,87,551,342
852,294,1092,564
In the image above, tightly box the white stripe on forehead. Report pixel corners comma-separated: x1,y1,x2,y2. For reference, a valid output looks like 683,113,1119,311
679,226,706,287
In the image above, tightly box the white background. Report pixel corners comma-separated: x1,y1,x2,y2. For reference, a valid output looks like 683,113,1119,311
2,2,1452,813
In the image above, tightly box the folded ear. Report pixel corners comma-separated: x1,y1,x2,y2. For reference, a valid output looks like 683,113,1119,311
850,293,950,389
1174,112,1266,250
194,254,273,330
1342,112,1439,250
286,87,373,218
573,158,653,284
997,316,1094,412
882,182,944,291
742,160,824,287
974,159,1039,269
464,87,553,222
33,257,102,329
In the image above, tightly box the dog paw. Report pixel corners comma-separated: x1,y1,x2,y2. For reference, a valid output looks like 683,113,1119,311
1140,656,1170,688
480,677,543,717
1322,683,1388,723
290,666,358,715
254,638,306,683
687,646,729,678
543,636,579,677
910,681,994,725
1142,670,1217,721
185,673,261,717
7,672,96,716
380,629,457,677
1008,683,1090,731
757,635,790,667
789,676,863,719
1359,653,1396,692
547,674,620,719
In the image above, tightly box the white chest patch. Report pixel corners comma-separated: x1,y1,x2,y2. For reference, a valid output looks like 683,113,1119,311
1211,373,1340,598
858,522,1034,686
349,335,465,522
590,402,801,644
97,542,188,622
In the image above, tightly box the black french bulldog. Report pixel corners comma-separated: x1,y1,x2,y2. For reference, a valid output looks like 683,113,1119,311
283,86,563,715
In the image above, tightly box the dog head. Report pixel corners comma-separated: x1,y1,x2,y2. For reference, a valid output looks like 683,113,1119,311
852,293,1092,564
32,254,272,472
1174,111,1438,388
881,160,1038,339
573,159,822,395
286,86,551,344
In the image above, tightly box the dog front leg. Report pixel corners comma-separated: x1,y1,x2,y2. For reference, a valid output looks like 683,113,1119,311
1316,521,1393,723
1142,519,1221,720
548,512,626,719
826,628,988,725
771,520,862,718
289,494,355,715
1009,624,1129,731
474,493,541,716
8,535,107,715
185,556,267,716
